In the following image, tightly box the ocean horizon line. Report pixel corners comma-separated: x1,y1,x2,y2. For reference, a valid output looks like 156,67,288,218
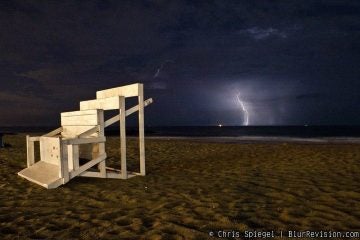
1,125,360,138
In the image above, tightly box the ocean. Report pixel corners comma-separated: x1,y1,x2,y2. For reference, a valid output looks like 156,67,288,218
142,126,360,138
1,126,360,138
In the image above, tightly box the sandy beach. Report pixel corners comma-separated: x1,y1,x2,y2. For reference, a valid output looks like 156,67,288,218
1,134,360,239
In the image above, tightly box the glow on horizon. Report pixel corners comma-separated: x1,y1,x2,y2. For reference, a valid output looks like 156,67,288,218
236,93,249,126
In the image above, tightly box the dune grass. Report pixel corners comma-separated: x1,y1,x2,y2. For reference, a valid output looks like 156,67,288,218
0,134,360,239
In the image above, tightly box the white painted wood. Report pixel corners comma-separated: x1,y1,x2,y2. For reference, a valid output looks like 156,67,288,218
60,142,69,183
47,178,63,189
69,154,106,178
63,136,106,145
26,135,35,167
80,96,120,110
67,144,79,171
106,167,143,176
81,96,152,112
130,171,143,176
61,109,98,117
91,143,99,158
96,83,140,99
119,96,127,179
105,166,120,172
29,136,41,141
67,145,73,171
78,125,99,138
61,126,97,138
104,115,119,128
17,161,61,189
61,114,99,126
107,172,136,179
104,98,153,127
79,171,103,178
42,127,63,137
106,172,122,179
40,137,61,166
73,145,79,169
97,110,106,178
138,84,146,176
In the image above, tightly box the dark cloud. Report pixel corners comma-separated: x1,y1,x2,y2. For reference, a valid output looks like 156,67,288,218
0,0,359,126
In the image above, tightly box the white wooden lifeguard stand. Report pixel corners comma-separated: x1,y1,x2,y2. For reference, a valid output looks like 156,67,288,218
18,83,153,189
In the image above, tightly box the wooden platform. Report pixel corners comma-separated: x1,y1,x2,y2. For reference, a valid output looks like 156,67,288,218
18,161,63,189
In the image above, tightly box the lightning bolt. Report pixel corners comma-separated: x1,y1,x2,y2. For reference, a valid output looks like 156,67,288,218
236,93,249,126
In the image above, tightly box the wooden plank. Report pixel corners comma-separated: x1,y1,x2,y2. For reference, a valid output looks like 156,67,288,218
97,110,106,178
106,171,137,179
47,178,64,189
96,83,140,99
60,142,69,183
61,114,99,126
138,84,146,176
67,144,79,171
104,98,153,127
78,126,99,138
104,114,120,128
105,166,120,172
61,109,98,117
67,145,73,171
80,96,120,110
79,171,103,178
119,96,127,179
106,172,122,179
81,96,152,112
40,137,61,166
127,98,152,116
62,126,97,138
130,171,143,176
42,127,63,137
26,135,35,167
64,136,106,145
69,154,106,178
29,136,40,142
73,145,79,169
18,161,61,189
106,167,142,176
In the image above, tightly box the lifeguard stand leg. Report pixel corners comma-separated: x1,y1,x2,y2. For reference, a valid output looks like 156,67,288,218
26,135,35,167
119,96,127,179
138,84,146,176
96,110,107,178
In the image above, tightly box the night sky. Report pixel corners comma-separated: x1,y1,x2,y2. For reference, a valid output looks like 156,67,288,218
1,1,359,126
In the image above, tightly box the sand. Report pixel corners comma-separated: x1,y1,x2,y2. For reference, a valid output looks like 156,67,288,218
0,134,360,239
